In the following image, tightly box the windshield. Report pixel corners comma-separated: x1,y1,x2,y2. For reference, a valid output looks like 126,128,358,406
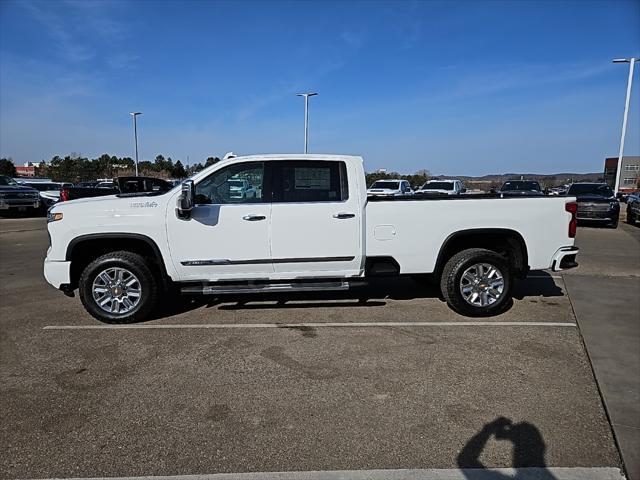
501,181,541,191
25,183,60,191
370,181,399,190
568,184,613,197
228,180,245,188
0,176,18,186
421,182,454,190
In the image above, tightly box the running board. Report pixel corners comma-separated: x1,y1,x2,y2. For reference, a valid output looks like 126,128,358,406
181,280,350,295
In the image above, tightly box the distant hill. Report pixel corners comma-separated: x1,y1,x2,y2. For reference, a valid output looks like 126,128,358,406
430,172,604,190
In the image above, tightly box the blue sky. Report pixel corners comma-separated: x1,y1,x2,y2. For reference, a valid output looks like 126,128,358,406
1,0,639,175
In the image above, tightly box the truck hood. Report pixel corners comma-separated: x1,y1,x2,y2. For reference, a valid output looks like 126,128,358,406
0,185,39,194
417,189,453,195
499,190,543,196
367,189,399,194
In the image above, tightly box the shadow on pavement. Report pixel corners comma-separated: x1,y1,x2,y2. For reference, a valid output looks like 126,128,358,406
147,273,564,321
458,417,556,479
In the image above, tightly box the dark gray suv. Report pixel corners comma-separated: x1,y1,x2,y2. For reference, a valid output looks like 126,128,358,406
0,175,41,215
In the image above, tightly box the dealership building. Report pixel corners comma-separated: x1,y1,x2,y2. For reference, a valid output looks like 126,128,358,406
604,155,640,192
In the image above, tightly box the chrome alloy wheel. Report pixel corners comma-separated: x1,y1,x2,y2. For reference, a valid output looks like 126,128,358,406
459,263,505,307
92,267,142,314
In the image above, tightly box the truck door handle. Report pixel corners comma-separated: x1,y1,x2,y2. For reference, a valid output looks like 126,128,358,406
242,214,266,221
333,212,355,219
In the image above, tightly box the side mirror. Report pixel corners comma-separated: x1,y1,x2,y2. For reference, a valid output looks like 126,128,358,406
177,180,195,219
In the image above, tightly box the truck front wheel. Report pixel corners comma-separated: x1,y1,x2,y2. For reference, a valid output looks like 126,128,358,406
79,251,159,324
440,248,512,317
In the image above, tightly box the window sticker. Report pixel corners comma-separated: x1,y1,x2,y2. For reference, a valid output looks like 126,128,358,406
294,168,330,189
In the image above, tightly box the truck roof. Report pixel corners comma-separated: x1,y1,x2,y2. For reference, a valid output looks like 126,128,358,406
221,154,363,162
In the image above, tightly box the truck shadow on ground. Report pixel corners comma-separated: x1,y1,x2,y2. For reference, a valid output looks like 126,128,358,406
150,271,564,320
458,416,556,479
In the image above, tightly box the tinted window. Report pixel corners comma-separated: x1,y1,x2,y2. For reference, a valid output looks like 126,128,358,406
0,176,17,186
25,183,60,191
567,184,614,196
195,162,264,204
371,181,399,189
501,181,541,191
422,182,454,190
272,161,348,203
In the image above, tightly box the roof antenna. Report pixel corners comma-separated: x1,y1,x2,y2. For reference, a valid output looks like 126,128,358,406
223,152,236,160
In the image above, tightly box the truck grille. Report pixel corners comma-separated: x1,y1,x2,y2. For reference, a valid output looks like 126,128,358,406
577,210,609,219
578,203,610,212
2,192,38,200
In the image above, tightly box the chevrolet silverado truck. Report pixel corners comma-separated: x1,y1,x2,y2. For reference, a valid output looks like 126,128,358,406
44,154,579,323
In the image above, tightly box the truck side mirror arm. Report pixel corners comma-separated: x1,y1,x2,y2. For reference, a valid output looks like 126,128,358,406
176,180,195,220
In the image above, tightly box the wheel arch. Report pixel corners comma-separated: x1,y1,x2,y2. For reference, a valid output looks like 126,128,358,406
434,228,529,278
66,233,169,289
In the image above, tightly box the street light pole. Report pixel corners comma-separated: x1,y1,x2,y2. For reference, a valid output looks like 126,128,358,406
296,92,317,153
612,58,637,193
129,112,142,176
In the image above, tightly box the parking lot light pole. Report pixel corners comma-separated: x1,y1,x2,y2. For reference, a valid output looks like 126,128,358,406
612,58,637,193
296,93,317,154
129,112,142,176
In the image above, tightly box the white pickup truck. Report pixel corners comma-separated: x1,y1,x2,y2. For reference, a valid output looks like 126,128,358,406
44,154,579,323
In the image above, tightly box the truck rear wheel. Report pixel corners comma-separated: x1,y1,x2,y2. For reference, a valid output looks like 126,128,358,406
79,251,158,324
440,248,512,317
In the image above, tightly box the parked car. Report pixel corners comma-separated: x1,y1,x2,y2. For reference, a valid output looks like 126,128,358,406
626,192,639,225
44,154,579,323
416,179,466,195
59,177,173,202
566,183,619,228
0,175,41,215
75,181,100,188
23,182,73,210
228,179,257,199
367,179,413,196
495,180,544,197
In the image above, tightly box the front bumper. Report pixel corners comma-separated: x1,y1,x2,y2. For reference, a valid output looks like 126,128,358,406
43,258,71,289
551,247,579,272
0,199,40,210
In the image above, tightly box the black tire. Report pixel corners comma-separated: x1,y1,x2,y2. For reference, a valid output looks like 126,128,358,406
627,208,636,225
440,248,512,317
79,250,159,324
608,217,619,229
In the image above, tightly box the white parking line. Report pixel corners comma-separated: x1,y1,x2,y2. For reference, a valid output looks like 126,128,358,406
30,466,626,480
43,321,577,330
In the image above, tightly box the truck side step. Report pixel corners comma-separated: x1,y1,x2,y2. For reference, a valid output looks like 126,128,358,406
180,280,350,295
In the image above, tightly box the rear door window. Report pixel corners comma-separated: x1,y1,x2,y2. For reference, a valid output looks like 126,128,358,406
271,161,348,203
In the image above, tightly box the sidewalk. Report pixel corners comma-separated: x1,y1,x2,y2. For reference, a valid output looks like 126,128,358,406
564,222,640,480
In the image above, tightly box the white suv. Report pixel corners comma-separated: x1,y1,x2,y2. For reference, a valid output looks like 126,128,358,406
367,179,413,196
417,179,465,195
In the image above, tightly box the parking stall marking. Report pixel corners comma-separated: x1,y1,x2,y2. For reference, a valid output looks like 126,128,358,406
30,466,626,480
43,321,577,330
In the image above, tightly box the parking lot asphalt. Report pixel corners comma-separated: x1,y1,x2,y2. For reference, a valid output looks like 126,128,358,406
0,217,632,479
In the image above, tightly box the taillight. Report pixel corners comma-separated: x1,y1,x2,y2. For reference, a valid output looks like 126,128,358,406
565,201,577,238
60,188,69,202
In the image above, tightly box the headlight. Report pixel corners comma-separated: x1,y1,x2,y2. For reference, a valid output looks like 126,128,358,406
610,201,619,209
47,211,63,223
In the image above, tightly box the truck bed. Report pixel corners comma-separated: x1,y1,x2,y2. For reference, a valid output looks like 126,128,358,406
365,195,574,273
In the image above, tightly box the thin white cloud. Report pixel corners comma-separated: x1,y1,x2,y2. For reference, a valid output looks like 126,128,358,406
420,61,616,103
19,0,133,67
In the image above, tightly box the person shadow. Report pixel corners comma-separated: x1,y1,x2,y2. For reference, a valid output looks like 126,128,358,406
457,417,557,479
